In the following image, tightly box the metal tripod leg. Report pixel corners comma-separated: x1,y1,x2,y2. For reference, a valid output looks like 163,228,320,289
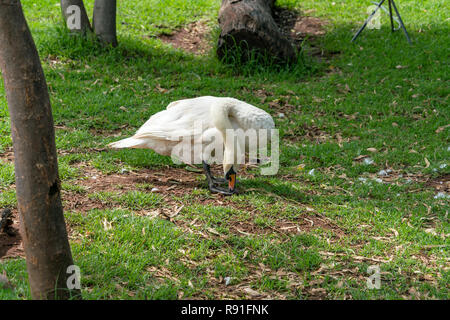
390,0,412,44
388,0,395,31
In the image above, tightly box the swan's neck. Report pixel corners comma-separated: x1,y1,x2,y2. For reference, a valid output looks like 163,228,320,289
210,104,241,174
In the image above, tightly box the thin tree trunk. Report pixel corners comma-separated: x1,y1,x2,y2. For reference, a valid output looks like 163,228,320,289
217,0,296,63
60,0,92,34
93,0,118,47
0,0,80,300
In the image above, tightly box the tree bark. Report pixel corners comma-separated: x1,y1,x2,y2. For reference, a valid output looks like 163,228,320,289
93,0,118,47
0,0,80,300
217,0,296,63
60,0,92,34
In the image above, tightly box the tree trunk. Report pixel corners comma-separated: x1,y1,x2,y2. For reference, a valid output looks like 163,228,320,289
93,0,118,47
60,0,92,34
217,0,296,63
0,0,80,300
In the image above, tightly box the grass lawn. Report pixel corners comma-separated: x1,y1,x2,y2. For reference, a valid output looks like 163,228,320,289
0,0,448,299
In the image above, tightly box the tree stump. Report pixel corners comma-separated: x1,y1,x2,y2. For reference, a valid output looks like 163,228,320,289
217,0,296,63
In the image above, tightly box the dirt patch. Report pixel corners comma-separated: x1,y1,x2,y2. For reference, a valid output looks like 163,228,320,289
0,209,24,260
62,190,113,213
274,7,336,60
291,17,328,37
274,8,328,42
158,21,212,55
0,148,14,163
76,165,203,197
425,174,450,193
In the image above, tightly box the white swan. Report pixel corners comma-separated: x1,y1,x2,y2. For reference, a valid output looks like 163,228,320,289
108,96,275,195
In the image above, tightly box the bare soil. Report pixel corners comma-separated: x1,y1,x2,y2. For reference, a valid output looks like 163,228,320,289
0,209,24,260
158,21,213,55
425,173,450,193
157,9,331,58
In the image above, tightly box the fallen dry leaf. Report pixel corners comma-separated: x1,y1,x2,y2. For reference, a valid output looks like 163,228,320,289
424,228,437,236
390,228,399,237
244,287,262,297
435,124,450,134
310,288,327,295
353,154,369,161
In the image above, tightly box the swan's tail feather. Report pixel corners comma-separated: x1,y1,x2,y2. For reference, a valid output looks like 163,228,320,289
108,137,146,149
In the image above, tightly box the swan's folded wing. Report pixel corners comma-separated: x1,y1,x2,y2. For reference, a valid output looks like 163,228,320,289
133,130,180,141
133,127,197,141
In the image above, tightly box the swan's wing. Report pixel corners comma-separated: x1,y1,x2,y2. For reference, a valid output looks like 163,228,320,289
132,98,214,141
228,99,275,131
165,96,218,110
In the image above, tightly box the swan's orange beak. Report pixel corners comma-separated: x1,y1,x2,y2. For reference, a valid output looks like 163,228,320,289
228,173,236,191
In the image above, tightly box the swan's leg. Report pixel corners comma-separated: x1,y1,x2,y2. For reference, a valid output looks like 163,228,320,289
202,161,226,183
202,161,235,195
212,177,227,184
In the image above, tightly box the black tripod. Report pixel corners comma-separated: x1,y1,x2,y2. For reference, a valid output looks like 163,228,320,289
352,0,412,44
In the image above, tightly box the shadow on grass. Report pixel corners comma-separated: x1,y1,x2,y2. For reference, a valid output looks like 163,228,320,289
238,176,311,203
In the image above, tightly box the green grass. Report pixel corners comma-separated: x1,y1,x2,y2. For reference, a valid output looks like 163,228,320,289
0,0,449,299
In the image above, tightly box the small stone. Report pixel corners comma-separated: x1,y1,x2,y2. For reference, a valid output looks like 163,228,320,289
151,187,160,193
363,158,374,165
224,277,231,286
